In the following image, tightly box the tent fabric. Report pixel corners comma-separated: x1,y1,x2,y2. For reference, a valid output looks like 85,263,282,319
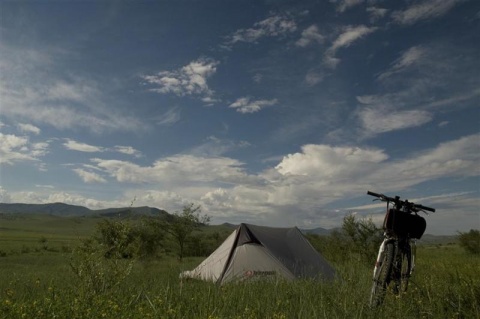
180,223,336,284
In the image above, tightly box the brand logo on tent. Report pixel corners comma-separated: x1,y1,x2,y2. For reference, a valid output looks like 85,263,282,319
244,270,276,278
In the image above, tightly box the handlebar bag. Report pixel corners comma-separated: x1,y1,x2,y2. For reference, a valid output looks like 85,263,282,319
383,209,427,239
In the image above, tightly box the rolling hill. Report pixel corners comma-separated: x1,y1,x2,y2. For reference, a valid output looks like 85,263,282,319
0,202,169,218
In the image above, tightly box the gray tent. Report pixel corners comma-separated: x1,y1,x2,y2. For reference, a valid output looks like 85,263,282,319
180,223,336,284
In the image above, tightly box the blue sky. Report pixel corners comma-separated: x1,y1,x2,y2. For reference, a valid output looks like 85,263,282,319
1,0,479,235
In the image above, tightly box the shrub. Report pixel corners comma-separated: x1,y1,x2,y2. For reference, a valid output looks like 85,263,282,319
69,238,135,299
95,219,139,259
458,229,480,254
307,214,382,264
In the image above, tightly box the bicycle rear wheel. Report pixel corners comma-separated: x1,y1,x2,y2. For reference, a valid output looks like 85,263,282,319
370,241,395,307
394,248,411,294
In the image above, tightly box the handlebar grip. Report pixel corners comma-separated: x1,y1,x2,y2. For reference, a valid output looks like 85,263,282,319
367,191,382,197
416,204,436,213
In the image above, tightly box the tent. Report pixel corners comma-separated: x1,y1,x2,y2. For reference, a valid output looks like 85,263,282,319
180,223,336,284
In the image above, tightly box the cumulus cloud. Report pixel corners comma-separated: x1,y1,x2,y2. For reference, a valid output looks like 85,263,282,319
73,168,107,183
224,15,297,47
357,106,433,137
392,0,465,25
196,134,479,228
63,139,104,152
272,134,479,197
296,25,324,47
0,132,49,164
17,123,41,135
2,134,477,232
276,144,388,178
91,154,258,186
229,97,278,114
142,58,219,101
324,25,377,68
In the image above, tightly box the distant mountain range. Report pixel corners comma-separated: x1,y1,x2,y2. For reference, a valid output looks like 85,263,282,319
0,203,458,242
0,202,169,218
220,222,333,235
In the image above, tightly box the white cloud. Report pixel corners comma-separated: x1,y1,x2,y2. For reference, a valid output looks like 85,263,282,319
91,154,258,186
324,25,377,68
0,45,145,133
31,142,49,158
330,25,377,52
229,97,278,114
224,15,297,47
367,7,388,21
113,145,142,158
357,106,433,137
200,134,479,229
378,46,426,80
392,0,465,25
155,107,181,126
73,168,107,183
276,144,388,178
0,132,48,164
17,123,41,135
2,134,477,233
295,25,324,47
272,134,479,197
189,136,250,157
63,139,104,152
0,187,12,202
331,0,364,13
142,58,219,100
305,70,324,86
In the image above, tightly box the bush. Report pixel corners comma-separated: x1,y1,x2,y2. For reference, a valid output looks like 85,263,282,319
458,229,480,254
69,238,135,299
95,219,140,259
307,214,382,264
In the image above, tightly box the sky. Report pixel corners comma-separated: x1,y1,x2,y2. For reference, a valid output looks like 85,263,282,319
0,0,479,235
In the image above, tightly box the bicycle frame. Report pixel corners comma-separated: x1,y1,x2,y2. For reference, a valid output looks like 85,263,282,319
367,190,434,306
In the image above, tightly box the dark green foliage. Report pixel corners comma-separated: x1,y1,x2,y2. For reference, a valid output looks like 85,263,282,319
458,229,480,254
95,219,139,259
69,238,135,298
95,217,167,259
166,203,210,261
184,231,229,257
135,217,166,258
307,214,382,264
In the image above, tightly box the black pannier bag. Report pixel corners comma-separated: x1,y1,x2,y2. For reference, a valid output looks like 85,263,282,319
383,209,427,239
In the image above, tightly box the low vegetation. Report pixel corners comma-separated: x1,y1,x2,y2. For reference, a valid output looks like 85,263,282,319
458,229,480,255
1,208,478,318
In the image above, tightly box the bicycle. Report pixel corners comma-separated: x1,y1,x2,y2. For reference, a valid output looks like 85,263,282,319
367,191,435,307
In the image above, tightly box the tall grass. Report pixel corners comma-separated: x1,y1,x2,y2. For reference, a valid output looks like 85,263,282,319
1,244,478,319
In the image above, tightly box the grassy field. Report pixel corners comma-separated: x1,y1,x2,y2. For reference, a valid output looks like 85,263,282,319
1,216,478,319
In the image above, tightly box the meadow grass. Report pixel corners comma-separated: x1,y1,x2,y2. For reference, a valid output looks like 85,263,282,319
1,245,478,319
0,217,478,319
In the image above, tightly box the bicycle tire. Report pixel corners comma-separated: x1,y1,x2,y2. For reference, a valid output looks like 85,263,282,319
370,241,395,307
394,248,411,294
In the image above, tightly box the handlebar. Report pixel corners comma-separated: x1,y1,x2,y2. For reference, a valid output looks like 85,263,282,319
367,191,435,213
